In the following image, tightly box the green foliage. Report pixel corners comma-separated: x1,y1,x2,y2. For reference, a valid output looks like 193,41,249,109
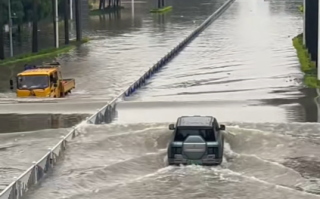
292,33,320,88
22,0,53,22
39,0,53,19
150,6,172,13
0,37,89,66
1,0,67,25
11,0,25,23
0,45,74,66
0,0,24,24
299,5,303,13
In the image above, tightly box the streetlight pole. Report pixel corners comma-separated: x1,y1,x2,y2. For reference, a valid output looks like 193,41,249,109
131,0,134,19
54,0,59,48
303,0,306,46
70,0,73,20
8,0,13,57
318,0,320,80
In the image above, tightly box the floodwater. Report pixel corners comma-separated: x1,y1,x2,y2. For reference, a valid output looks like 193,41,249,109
2,0,320,198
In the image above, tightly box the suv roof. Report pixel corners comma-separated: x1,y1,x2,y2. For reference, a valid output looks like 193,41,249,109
177,116,214,127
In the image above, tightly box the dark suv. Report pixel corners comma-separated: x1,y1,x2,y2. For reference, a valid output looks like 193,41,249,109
167,115,225,166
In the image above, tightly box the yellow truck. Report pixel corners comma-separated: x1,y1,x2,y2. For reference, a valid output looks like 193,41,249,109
10,62,75,98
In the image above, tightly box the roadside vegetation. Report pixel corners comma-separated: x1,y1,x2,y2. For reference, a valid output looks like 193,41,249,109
299,5,303,13
0,0,90,64
0,0,66,33
292,34,320,88
292,5,320,88
0,37,89,66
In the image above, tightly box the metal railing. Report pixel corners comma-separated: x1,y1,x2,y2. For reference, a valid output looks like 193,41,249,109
86,0,235,125
0,0,234,198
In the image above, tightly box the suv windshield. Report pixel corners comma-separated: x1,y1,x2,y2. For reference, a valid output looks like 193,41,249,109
17,75,49,89
174,128,216,142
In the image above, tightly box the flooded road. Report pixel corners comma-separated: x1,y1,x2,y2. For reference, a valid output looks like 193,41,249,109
0,0,227,191
2,0,320,198
25,122,320,199
120,0,312,123
0,0,224,100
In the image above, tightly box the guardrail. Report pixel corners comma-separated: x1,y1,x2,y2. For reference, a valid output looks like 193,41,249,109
86,0,235,125
0,0,234,198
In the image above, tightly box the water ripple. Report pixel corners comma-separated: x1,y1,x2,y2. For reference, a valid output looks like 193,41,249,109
131,0,305,108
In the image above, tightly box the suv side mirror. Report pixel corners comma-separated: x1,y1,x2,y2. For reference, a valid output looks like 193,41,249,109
220,124,226,131
168,124,175,130
9,79,13,90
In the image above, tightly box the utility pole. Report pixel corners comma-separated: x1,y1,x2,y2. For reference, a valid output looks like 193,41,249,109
0,1,5,60
75,0,82,41
303,0,306,46
8,0,13,57
64,0,70,44
318,0,320,79
32,0,39,53
70,0,73,20
131,0,134,19
53,0,59,48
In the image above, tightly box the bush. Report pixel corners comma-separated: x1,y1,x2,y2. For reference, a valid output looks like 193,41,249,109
292,33,320,88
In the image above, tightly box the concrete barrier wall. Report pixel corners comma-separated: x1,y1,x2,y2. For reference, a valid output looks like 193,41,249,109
0,0,234,198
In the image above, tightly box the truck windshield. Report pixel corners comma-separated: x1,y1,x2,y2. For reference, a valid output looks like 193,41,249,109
17,75,49,89
174,129,216,142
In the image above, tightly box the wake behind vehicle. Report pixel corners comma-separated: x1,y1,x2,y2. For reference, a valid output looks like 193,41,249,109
9,62,75,98
167,115,225,166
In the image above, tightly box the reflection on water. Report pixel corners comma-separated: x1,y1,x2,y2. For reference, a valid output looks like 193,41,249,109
0,0,226,101
0,0,318,124
123,0,314,123
0,114,88,133
1,0,320,198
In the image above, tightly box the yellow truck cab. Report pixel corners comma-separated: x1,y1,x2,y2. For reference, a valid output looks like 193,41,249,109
10,62,75,98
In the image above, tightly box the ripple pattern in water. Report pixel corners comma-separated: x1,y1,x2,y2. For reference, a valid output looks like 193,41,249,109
0,0,229,192
24,122,320,199
0,0,226,100
2,0,320,199
128,0,304,103
59,0,226,100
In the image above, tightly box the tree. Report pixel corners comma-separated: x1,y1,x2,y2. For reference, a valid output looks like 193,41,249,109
1,0,66,24
22,0,53,22
32,0,38,53
11,0,24,24
0,0,24,25
11,0,24,34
